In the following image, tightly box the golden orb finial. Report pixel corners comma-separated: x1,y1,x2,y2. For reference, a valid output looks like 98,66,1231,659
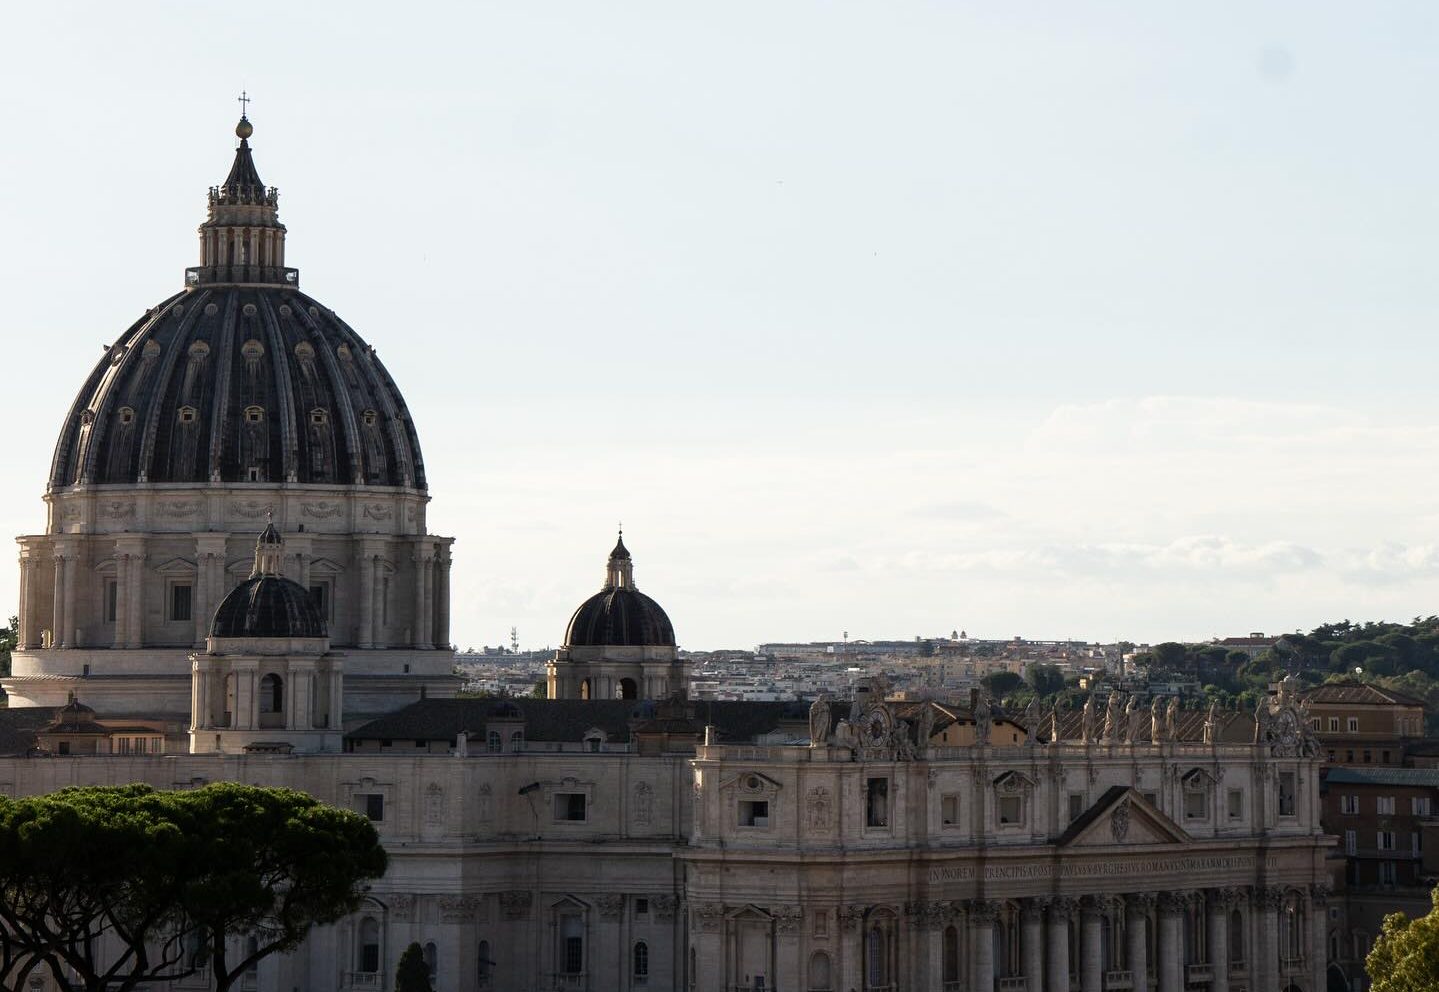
235,117,254,140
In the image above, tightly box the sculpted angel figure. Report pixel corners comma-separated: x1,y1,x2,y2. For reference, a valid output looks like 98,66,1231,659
916,703,936,748
1150,697,1164,744
1081,694,1097,743
808,693,832,746
1022,697,1041,743
1050,702,1063,744
833,719,858,750
1253,696,1271,744
1164,696,1180,741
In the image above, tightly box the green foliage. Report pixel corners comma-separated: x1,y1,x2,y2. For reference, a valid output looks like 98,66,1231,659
396,942,433,992
1025,663,1066,700
1368,887,1439,992
981,671,1024,700
0,615,15,680
0,783,386,992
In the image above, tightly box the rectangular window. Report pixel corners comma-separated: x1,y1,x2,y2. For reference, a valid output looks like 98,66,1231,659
1341,795,1359,815
1380,862,1397,886
1414,797,1432,817
941,794,960,827
813,911,828,937
1227,789,1244,820
1364,750,1373,763
866,778,889,828
739,799,769,827
169,583,193,622
104,579,118,623
355,793,384,822
1383,750,1392,764
564,936,583,974
554,793,588,822
1413,832,1422,857
1378,831,1395,851
1328,717,1339,732
634,898,649,918
1184,791,1208,821
1068,793,1084,822
1348,717,1359,733
1345,829,1357,855
998,795,1023,825
309,583,330,621
1141,792,1158,808
1378,797,1396,815
1278,772,1297,817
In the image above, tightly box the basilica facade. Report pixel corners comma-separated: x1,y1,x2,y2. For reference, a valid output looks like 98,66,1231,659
0,115,1335,992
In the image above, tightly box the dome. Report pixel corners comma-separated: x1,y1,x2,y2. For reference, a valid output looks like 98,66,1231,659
211,575,327,639
563,534,676,647
210,524,326,639
47,117,425,491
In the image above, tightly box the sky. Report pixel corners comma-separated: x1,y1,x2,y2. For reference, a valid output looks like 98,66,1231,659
2,3,1438,651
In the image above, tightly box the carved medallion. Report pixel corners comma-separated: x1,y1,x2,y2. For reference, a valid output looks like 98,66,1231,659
1110,797,1130,842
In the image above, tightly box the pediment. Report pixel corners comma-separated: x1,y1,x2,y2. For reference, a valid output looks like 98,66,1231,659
309,556,346,575
720,771,783,795
153,556,197,575
1057,787,1191,848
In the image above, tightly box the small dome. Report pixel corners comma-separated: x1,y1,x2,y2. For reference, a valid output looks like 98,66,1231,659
563,534,675,647
212,575,326,639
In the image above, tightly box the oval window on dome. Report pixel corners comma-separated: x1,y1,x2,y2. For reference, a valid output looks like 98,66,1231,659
294,342,315,361
361,409,378,427
241,339,265,360
117,407,135,425
188,341,210,360
310,409,328,427
178,406,198,424
244,406,265,424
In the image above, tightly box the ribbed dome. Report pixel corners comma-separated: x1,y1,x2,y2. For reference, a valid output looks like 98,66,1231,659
47,117,425,491
563,534,676,647
212,575,327,639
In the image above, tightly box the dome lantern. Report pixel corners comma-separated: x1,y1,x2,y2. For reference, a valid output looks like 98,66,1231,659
187,111,296,289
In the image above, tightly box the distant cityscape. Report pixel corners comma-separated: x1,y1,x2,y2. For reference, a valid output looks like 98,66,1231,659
455,630,1278,700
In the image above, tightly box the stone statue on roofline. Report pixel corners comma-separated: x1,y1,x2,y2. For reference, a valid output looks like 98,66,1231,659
1081,694,1097,743
1102,691,1122,742
1123,694,1140,745
1022,696,1040,744
1164,696,1179,741
808,693,832,747
1150,697,1164,744
974,692,993,746
1203,700,1219,745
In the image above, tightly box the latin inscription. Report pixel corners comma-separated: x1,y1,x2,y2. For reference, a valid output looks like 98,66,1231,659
928,854,1258,884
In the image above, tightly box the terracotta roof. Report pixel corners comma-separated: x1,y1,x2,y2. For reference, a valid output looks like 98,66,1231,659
1302,681,1425,708
1324,767,1439,787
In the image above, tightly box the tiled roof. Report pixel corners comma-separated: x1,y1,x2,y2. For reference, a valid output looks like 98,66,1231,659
1303,681,1425,707
348,698,813,744
0,708,59,755
1323,767,1439,787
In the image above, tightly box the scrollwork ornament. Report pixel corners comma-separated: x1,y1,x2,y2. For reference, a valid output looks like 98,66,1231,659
695,902,725,933
968,899,1000,926
596,894,625,919
773,905,803,934
838,905,866,931
653,894,679,921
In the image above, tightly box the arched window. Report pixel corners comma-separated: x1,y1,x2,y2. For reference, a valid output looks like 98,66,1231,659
867,925,887,987
619,677,638,700
424,941,438,982
478,939,492,986
487,731,502,753
633,941,649,981
808,950,833,991
509,729,524,752
259,674,283,714
359,918,380,973
943,925,960,984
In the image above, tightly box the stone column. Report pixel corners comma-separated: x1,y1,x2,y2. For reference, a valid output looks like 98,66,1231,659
1257,887,1281,992
775,907,801,992
113,552,132,648
1048,897,1075,992
51,552,66,648
16,558,30,650
923,904,947,991
20,554,39,648
421,547,435,647
371,558,386,647
1127,893,1154,992
1081,897,1104,992
1022,898,1046,992
329,661,344,730
436,546,452,648
1207,890,1231,992
358,552,375,648
189,655,203,732
1310,885,1329,992
411,545,428,649
234,665,255,730
971,900,997,992
1157,893,1184,992
125,545,145,649
839,906,864,992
